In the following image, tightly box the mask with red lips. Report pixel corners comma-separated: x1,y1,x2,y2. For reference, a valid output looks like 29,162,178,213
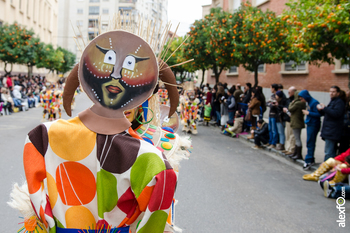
79,30,158,111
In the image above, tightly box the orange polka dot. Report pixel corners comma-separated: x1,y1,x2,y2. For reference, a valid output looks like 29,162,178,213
46,172,58,209
65,206,96,229
137,185,154,211
23,143,46,194
56,162,96,205
48,118,96,161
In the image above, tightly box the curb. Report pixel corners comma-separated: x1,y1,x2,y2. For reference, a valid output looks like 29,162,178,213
237,133,320,172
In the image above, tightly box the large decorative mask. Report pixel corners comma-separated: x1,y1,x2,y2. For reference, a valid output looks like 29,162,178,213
79,30,158,111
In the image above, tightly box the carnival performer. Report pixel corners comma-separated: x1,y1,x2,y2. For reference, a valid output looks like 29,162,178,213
39,83,56,121
179,81,200,134
158,84,169,105
8,27,180,233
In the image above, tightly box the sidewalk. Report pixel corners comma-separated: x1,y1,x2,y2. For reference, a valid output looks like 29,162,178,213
237,118,326,170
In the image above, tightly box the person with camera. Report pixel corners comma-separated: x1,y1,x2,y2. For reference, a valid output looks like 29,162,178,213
282,86,297,155
266,84,279,149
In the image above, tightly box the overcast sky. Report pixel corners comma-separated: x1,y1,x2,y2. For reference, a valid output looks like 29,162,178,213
168,0,212,37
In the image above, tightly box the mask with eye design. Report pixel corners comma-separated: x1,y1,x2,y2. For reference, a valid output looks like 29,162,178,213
79,30,158,112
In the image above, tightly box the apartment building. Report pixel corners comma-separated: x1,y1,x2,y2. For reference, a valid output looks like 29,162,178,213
57,0,168,62
202,0,349,98
0,0,59,75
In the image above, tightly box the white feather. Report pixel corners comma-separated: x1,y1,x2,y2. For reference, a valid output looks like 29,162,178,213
7,182,36,218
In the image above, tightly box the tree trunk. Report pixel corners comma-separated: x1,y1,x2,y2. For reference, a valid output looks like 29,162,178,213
200,69,205,88
27,65,33,79
254,65,259,88
4,62,13,75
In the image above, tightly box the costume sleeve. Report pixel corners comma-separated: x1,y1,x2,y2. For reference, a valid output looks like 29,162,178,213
135,168,177,233
334,148,350,162
23,124,55,230
340,167,350,175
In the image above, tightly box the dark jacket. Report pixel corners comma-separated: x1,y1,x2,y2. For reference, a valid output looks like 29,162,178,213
254,122,269,140
298,90,321,126
276,97,288,122
268,94,278,118
242,89,252,104
289,91,306,129
234,89,243,103
226,95,236,112
319,97,345,141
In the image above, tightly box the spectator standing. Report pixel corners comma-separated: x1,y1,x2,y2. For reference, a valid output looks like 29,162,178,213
214,86,225,126
233,84,243,104
247,89,261,139
298,90,321,170
275,90,287,151
6,75,13,89
267,84,279,148
242,83,252,104
317,86,345,161
256,86,267,114
288,91,306,160
220,95,229,130
226,88,236,121
251,119,269,149
283,87,296,155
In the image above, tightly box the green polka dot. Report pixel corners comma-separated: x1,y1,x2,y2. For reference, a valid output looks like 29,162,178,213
130,153,165,198
149,125,157,130
97,169,118,218
137,129,143,134
165,133,175,139
137,210,168,233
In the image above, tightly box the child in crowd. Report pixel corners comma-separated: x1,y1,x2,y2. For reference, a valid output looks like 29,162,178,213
203,99,212,126
222,110,244,137
251,119,269,149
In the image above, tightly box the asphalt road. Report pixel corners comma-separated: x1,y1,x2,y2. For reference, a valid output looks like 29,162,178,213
0,93,348,232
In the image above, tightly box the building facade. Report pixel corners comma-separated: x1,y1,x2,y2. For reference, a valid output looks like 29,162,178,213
57,0,168,62
0,0,59,76
202,0,349,95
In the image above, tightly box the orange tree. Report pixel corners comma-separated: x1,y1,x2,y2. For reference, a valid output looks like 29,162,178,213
0,22,34,75
162,36,191,83
37,44,64,73
233,2,296,87
283,0,350,89
21,36,46,78
184,7,240,85
57,47,76,74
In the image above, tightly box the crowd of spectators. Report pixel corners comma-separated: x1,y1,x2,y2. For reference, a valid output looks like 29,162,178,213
0,74,54,115
194,82,350,199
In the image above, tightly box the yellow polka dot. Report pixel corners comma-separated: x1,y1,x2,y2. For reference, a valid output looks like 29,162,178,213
46,172,58,209
48,118,96,161
65,206,96,229
161,142,173,150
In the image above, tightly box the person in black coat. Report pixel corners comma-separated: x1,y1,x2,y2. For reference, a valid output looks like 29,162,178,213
251,119,269,149
317,86,346,161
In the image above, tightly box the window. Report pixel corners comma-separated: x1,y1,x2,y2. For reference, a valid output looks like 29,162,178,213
88,32,99,40
258,64,265,73
89,0,100,2
88,19,98,28
284,61,306,71
102,8,109,14
341,60,349,70
254,0,269,6
228,66,238,73
89,6,100,15
27,0,30,16
77,8,83,14
19,0,22,10
233,0,240,11
77,20,83,27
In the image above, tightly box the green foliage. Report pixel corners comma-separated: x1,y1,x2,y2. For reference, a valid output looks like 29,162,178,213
283,0,350,88
37,44,64,72
57,47,76,74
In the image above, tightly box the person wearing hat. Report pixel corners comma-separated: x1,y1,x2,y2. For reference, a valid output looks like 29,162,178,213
10,29,178,233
